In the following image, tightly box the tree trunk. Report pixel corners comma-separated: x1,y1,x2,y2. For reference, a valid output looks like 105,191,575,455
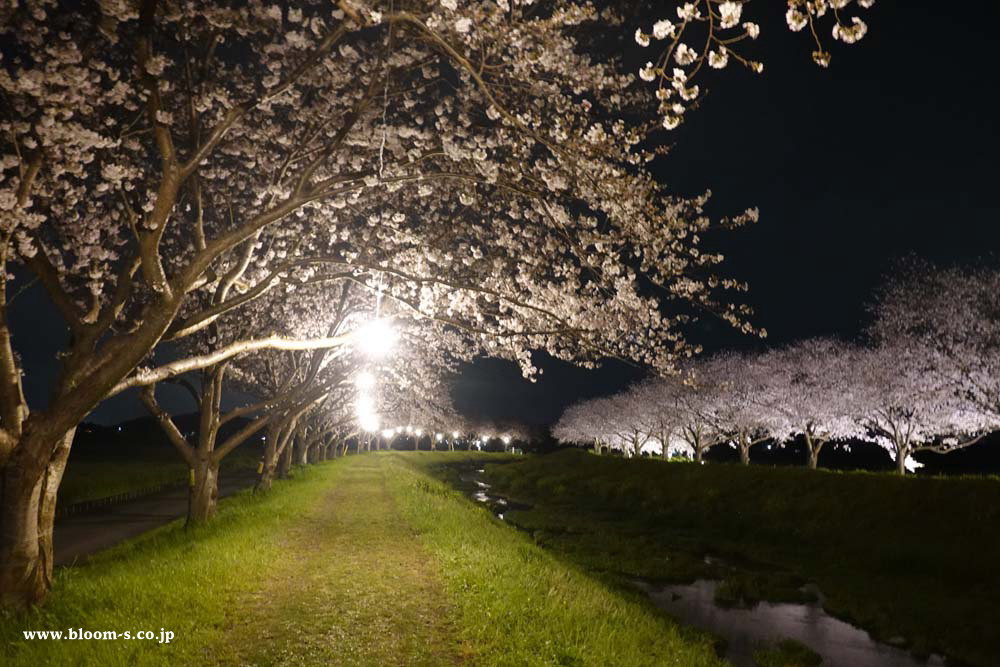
256,422,281,492
739,441,750,466
807,447,820,470
896,451,908,475
0,427,74,608
295,434,308,466
694,445,704,464
190,458,220,523
278,439,293,478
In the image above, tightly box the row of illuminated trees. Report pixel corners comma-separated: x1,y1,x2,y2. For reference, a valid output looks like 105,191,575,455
555,264,1000,474
0,0,874,606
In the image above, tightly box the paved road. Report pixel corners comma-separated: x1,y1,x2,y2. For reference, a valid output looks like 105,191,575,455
54,472,257,566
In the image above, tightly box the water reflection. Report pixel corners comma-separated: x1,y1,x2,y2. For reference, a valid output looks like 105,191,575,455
451,464,947,667
642,579,946,667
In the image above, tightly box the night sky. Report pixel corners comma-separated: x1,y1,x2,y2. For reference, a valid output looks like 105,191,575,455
455,1,1000,426
10,2,1000,427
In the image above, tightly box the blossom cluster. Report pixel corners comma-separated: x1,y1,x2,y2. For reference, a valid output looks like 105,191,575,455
634,0,875,130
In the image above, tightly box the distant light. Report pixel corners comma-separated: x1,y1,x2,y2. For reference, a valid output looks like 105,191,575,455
502,436,511,445
356,393,379,431
435,433,443,441
357,319,398,359
355,371,376,391
395,426,403,434
381,429,394,438
358,412,379,432
415,428,423,436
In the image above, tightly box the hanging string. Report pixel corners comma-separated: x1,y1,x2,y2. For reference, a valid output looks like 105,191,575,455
373,2,393,319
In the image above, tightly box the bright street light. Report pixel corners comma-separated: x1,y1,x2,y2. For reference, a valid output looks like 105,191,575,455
357,318,398,359
358,412,379,432
355,370,376,390
356,394,379,432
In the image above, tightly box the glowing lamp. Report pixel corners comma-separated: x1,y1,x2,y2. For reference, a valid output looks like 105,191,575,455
355,371,376,390
356,394,379,432
357,319,398,359
358,412,379,432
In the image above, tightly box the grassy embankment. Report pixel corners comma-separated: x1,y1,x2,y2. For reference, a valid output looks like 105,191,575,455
2,452,723,666
483,449,1000,667
58,456,258,507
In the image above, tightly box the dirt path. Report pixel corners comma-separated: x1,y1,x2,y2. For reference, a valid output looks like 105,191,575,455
219,457,466,666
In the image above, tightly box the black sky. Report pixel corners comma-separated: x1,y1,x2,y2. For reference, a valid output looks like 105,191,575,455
10,2,1000,426
454,1,1000,426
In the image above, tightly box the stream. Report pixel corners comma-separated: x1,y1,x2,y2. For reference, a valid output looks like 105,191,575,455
453,463,950,667
639,579,946,667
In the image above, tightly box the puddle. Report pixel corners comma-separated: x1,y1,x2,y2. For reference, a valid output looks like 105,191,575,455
448,463,948,667
461,468,531,520
641,579,946,667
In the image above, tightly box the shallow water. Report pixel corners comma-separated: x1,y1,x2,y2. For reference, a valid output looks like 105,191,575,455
454,464,947,667
641,579,946,667
465,469,530,519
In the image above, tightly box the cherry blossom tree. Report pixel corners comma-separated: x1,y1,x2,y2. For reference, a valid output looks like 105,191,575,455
850,344,996,475
553,396,621,454
756,338,865,469
627,377,691,459
869,262,1000,431
690,351,782,465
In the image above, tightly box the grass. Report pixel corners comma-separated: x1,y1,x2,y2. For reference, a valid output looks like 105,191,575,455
1,452,726,666
57,454,258,507
391,452,723,666
752,639,822,667
482,449,1000,667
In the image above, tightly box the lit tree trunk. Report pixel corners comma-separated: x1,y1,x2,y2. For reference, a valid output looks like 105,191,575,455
895,446,909,475
738,435,751,466
278,436,293,478
804,429,827,470
807,446,820,470
0,427,74,609
256,420,285,492
190,456,220,522
190,366,223,523
295,430,309,466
